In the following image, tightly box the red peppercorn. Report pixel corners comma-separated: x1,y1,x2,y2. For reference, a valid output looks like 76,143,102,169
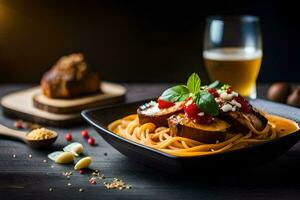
79,170,84,174
14,121,23,129
88,137,95,145
65,133,72,141
208,88,219,97
157,98,175,109
81,130,89,138
90,179,97,185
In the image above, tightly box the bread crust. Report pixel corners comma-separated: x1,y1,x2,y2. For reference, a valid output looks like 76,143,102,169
41,53,100,98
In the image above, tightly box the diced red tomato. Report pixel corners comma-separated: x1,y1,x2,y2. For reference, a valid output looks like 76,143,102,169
234,95,252,113
208,88,219,97
157,98,175,109
184,101,201,118
227,87,233,94
184,100,213,124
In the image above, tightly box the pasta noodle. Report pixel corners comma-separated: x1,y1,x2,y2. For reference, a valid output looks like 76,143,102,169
108,114,281,157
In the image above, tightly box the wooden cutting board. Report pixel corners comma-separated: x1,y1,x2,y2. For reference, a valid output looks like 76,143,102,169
1,82,126,127
32,82,126,114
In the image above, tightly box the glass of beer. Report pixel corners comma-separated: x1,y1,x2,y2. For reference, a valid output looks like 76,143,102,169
203,15,262,98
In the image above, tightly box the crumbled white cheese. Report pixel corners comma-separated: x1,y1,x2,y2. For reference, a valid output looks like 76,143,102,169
220,91,239,101
140,105,146,110
232,107,236,112
197,112,205,116
232,91,239,97
141,105,160,115
215,98,222,103
220,92,235,100
140,101,157,110
140,101,160,115
230,99,241,108
221,104,233,112
149,101,158,106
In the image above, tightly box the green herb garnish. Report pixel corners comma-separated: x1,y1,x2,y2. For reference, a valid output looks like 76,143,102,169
187,73,201,93
193,91,219,116
220,84,231,91
160,85,190,102
160,72,219,116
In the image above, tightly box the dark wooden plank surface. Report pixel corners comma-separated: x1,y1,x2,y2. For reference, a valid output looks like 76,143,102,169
2,83,300,200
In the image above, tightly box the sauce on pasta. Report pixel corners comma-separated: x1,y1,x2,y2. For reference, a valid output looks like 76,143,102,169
108,114,299,157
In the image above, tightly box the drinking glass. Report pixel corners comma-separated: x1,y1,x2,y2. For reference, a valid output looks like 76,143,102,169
203,15,262,99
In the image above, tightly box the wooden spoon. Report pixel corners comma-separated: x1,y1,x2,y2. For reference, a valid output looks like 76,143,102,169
0,124,57,149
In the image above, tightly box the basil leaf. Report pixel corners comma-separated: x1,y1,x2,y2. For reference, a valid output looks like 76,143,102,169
208,80,224,89
187,73,201,93
160,85,189,102
194,91,219,116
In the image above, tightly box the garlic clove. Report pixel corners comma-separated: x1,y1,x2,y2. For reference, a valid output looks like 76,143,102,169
55,152,74,164
48,151,64,161
63,142,83,156
74,156,92,170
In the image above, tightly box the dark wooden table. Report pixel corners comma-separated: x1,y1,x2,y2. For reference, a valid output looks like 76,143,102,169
1,84,300,200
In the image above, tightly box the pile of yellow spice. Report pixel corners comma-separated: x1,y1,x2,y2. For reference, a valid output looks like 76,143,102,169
26,128,57,140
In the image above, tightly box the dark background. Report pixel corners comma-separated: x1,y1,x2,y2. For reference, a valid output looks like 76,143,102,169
0,0,298,84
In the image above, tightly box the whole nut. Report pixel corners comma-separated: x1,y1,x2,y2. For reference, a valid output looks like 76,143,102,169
287,86,300,107
267,82,291,103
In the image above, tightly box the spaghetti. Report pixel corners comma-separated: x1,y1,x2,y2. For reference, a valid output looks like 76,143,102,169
108,114,283,157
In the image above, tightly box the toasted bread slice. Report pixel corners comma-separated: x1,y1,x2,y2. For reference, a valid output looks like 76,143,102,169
168,114,230,143
137,101,183,127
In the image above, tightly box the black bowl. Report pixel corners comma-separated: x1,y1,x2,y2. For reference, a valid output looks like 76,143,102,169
81,99,300,173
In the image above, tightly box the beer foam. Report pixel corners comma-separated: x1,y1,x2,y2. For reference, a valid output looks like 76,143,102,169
203,47,262,61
